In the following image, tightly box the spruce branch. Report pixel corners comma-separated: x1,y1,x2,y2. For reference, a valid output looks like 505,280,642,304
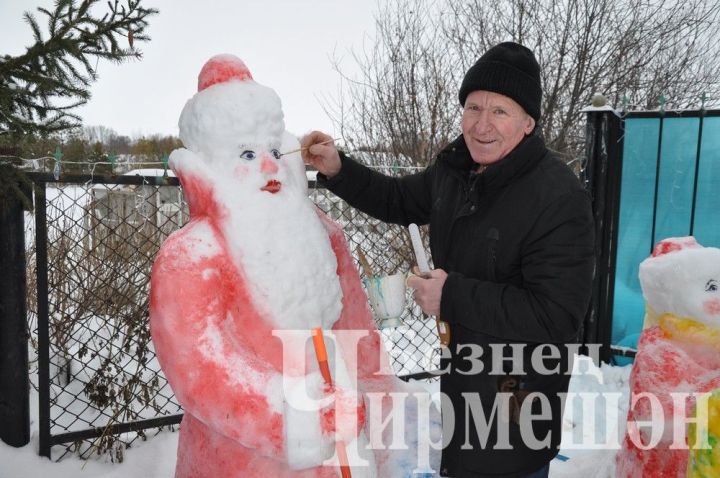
0,0,158,137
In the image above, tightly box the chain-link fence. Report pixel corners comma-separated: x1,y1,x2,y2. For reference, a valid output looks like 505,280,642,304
25,168,439,461
27,173,187,461
308,176,440,378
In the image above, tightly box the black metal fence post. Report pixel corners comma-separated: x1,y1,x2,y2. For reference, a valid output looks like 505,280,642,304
581,107,624,365
0,172,32,447
33,180,52,459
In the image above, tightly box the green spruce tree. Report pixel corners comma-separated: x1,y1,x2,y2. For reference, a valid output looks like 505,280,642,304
0,0,158,139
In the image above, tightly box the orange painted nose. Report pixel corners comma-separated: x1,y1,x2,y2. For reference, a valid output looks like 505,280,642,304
260,156,278,174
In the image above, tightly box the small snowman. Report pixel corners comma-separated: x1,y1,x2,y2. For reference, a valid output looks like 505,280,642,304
616,237,720,477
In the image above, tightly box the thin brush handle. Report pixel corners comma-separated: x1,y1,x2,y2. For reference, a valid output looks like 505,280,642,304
311,328,352,478
282,137,339,156
355,246,374,279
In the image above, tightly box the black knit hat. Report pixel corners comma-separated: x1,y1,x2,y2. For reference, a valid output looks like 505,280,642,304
458,42,542,121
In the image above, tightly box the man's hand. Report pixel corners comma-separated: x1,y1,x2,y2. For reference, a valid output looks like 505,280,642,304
300,131,341,178
406,267,448,316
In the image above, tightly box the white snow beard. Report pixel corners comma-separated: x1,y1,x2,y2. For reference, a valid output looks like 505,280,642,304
211,171,343,331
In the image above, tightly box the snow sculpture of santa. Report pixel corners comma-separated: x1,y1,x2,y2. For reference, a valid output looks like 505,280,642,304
149,55,437,478
616,236,720,477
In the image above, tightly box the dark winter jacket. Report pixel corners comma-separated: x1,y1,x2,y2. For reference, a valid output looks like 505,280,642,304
318,133,595,477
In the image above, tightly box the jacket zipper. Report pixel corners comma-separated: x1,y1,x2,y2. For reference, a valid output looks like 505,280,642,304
486,228,499,282
443,169,475,263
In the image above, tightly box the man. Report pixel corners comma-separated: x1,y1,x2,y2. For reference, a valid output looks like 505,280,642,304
301,42,595,478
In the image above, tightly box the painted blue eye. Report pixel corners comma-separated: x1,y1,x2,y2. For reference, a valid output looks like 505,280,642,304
271,149,281,160
240,150,256,161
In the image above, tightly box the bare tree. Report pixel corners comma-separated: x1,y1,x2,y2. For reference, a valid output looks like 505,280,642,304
324,0,460,167
82,125,120,145
328,0,720,165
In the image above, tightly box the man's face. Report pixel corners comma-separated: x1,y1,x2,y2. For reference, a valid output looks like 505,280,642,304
461,90,536,166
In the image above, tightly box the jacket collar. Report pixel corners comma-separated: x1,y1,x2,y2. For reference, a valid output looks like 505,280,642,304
439,133,548,192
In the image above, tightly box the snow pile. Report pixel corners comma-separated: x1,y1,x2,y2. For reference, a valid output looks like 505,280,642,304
550,355,632,478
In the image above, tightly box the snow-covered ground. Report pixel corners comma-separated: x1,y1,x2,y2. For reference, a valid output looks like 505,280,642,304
0,431,178,478
550,357,632,477
0,357,179,478
0,355,632,478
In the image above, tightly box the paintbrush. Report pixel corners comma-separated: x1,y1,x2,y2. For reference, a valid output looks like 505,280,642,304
281,137,340,156
355,246,374,279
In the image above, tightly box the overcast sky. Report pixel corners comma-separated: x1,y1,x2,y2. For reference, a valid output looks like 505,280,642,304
1,0,385,139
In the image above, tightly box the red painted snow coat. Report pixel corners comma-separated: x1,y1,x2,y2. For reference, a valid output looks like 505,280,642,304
149,171,399,478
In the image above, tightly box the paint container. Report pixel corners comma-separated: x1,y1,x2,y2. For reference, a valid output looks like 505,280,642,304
364,272,406,329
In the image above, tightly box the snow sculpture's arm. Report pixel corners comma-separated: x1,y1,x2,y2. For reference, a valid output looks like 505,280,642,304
150,221,332,467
